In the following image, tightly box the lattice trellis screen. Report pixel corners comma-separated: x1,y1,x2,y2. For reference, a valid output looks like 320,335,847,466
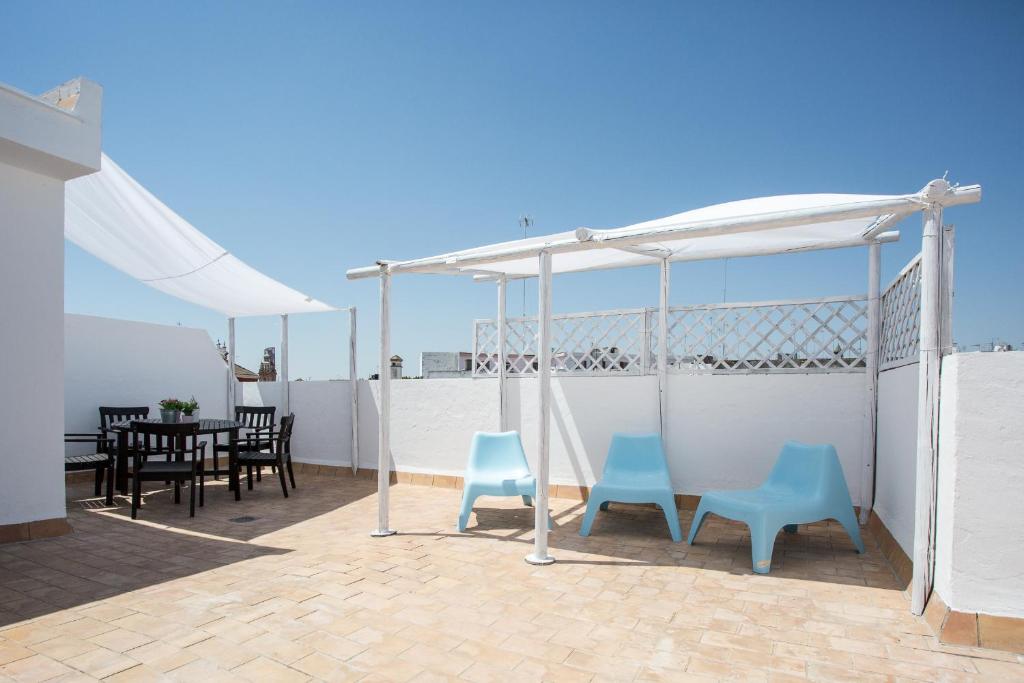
474,309,647,377
652,296,868,374
879,254,922,370
474,296,873,376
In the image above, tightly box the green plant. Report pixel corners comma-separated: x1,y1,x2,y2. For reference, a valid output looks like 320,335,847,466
159,398,182,410
181,396,200,415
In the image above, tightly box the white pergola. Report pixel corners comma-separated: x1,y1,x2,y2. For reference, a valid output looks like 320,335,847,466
347,179,980,613
65,153,362,472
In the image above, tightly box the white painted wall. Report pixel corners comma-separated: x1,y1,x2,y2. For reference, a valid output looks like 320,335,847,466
64,314,230,433
874,362,920,554
358,373,867,498
1,77,101,528
0,162,68,526
934,352,1024,618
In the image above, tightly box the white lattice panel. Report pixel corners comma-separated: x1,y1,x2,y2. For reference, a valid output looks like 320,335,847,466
653,296,869,374
476,296,871,376
879,254,922,370
474,309,646,376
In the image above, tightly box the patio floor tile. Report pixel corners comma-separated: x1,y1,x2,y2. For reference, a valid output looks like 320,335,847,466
0,474,1016,681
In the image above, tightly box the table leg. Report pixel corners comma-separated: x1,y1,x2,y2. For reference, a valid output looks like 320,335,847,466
117,430,129,495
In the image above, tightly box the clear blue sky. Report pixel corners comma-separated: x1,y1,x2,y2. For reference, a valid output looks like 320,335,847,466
3,2,1021,377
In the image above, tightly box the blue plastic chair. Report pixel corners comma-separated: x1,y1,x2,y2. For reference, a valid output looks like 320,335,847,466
458,431,547,532
687,441,865,574
579,433,682,542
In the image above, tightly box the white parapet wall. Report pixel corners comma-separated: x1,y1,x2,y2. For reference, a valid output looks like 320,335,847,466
64,314,230,433
2,78,101,530
874,362,921,555
934,351,1024,618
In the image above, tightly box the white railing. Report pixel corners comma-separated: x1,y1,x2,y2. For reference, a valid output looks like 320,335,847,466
879,254,922,370
474,294,872,377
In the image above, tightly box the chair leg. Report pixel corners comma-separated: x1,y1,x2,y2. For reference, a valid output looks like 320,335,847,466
521,495,532,506
131,475,141,520
105,461,114,506
189,473,196,518
656,492,682,542
246,465,253,490
93,465,103,496
599,501,610,511
833,506,865,554
579,495,607,537
232,459,241,502
199,463,205,507
750,520,779,574
686,500,712,545
783,524,798,534
213,449,220,481
286,457,296,488
174,481,181,504
256,466,262,482
277,459,289,498
457,488,479,531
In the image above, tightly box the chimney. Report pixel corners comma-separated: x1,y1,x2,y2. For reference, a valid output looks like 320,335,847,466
390,355,403,379
259,347,277,382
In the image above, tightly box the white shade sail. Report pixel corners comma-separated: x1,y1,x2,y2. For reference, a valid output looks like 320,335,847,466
347,181,980,280
65,154,336,317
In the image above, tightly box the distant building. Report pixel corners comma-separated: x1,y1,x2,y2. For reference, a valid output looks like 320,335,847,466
259,347,277,381
216,340,273,382
421,351,474,378
390,355,404,379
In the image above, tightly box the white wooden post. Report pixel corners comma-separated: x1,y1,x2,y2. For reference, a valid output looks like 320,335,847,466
911,200,943,614
227,317,236,415
349,307,359,476
497,275,509,432
859,243,881,525
940,226,955,356
372,266,396,537
526,251,554,565
658,259,670,436
280,314,289,416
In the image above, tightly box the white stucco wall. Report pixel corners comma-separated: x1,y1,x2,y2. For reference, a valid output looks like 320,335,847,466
874,362,920,554
0,162,67,526
358,373,867,497
934,352,1024,618
64,314,230,434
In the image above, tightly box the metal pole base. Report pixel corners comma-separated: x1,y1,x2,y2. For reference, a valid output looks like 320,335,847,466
370,529,397,537
525,553,555,566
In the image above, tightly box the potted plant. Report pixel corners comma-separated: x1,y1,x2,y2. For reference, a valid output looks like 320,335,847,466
181,396,200,423
159,398,182,423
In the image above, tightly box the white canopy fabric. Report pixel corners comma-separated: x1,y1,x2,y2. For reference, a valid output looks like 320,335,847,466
378,193,918,279
65,154,336,317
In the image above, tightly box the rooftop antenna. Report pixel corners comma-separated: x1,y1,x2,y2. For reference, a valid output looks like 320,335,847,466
519,215,533,317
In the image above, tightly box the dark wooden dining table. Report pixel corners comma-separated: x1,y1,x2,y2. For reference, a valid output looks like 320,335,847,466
108,418,244,495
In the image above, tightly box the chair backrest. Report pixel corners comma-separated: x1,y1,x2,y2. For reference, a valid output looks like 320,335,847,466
602,433,671,478
277,413,295,454
763,441,849,500
467,431,530,474
130,421,201,459
99,406,149,431
235,406,276,430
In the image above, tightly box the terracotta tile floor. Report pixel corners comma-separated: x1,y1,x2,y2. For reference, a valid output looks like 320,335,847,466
0,475,1021,682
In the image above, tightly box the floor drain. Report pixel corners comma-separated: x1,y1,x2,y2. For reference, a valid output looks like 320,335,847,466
230,516,258,523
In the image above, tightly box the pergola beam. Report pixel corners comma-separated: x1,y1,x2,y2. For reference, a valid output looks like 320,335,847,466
281,314,290,415
497,276,509,432
345,184,979,281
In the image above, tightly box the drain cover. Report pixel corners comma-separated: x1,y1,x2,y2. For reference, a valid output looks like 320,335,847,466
229,516,258,523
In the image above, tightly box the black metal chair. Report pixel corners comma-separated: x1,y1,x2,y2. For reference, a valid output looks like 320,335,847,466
233,414,296,499
64,433,114,505
213,406,275,480
130,421,205,519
